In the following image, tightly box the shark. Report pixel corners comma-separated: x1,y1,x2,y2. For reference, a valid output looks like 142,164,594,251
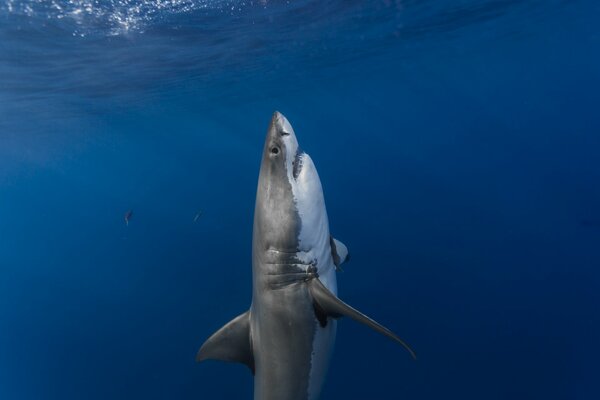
197,111,415,400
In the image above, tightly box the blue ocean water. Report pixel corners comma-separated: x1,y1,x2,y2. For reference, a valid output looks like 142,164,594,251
1,0,599,398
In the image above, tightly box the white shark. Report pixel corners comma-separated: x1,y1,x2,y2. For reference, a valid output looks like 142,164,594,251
197,112,415,400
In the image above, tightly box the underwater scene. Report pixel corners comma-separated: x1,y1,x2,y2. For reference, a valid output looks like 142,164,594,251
1,1,599,399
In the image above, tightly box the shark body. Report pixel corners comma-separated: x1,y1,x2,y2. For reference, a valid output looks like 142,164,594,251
197,112,415,400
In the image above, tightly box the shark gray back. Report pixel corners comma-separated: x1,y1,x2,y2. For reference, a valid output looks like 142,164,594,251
197,112,415,400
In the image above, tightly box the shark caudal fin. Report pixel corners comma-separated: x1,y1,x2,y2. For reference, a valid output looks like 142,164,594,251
309,278,416,360
196,310,255,373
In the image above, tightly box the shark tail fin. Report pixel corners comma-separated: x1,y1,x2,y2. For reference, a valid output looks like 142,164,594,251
309,278,416,360
196,310,255,374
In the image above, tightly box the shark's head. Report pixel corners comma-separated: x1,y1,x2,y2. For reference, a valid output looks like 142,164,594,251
262,111,303,184
253,112,329,256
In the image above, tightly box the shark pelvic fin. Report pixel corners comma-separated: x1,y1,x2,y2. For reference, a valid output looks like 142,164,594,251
330,236,350,271
196,310,255,374
309,278,416,360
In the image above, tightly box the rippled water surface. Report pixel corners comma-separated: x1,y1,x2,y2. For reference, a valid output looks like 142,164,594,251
1,1,599,399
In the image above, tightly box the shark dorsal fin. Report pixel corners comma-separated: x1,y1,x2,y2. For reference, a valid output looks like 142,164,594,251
196,310,255,374
330,236,349,271
309,278,416,360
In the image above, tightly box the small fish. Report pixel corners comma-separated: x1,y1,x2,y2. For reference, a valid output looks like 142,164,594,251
193,211,203,223
125,210,133,226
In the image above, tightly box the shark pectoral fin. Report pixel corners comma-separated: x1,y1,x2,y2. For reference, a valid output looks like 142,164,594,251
309,278,417,360
196,310,255,374
330,236,350,271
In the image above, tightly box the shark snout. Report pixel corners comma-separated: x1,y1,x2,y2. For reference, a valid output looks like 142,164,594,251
272,111,294,137
266,111,300,164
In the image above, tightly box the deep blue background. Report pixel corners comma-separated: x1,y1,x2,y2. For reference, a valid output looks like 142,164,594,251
1,1,599,399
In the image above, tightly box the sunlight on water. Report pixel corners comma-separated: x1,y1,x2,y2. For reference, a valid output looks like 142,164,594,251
0,0,562,134
0,0,255,36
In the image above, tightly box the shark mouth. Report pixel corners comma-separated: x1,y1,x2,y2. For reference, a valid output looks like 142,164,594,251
292,150,305,180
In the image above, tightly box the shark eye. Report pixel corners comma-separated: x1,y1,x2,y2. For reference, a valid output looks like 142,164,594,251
270,146,280,155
